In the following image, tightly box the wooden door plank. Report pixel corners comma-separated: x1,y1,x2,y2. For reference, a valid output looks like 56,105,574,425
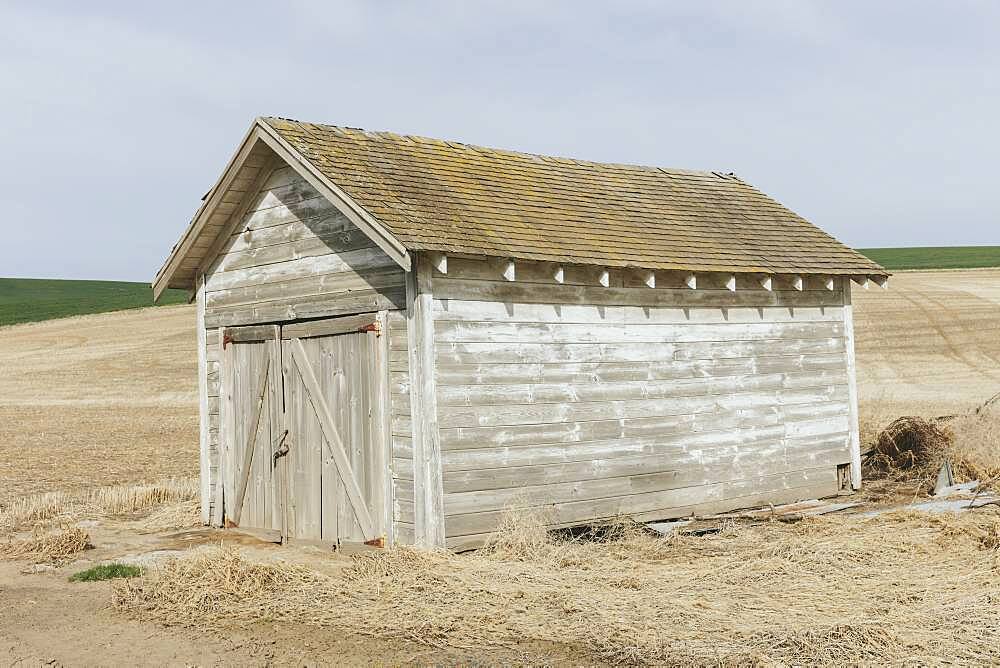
266,326,286,537
333,335,352,539
281,313,378,340
280,340,301,539
352,335,368,540
289,338,377,538
220,329,238,526
295,339,322,539
320,336,342,542
229,356,270,526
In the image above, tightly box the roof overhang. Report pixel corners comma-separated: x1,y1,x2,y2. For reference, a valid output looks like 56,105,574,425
152,118,411,300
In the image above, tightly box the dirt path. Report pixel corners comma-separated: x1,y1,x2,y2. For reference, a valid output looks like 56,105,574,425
0,569,499,667
0,572,499,667
1,579,568,667
0,520,575,667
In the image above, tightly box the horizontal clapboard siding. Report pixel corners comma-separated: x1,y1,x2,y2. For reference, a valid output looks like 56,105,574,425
446,467,838,551
387,310,415,544
204,329,221,520
430,257,850,546
203,164,406,328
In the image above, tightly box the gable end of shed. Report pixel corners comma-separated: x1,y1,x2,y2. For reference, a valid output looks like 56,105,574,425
152,119,411,301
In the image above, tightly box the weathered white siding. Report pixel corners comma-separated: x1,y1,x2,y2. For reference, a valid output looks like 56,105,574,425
204,326,221,522
202,164,406,328
387,310,415,544
198,159,407,527
427,257,852,549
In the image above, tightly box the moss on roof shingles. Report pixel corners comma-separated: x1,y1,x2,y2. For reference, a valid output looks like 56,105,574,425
264,117,885,276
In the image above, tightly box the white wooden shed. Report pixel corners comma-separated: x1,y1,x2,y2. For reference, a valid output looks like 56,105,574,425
155,117,888,550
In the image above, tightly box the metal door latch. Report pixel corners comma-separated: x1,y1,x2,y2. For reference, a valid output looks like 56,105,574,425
272,429,290,465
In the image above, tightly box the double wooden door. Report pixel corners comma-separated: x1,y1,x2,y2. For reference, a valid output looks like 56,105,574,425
219,315,385,546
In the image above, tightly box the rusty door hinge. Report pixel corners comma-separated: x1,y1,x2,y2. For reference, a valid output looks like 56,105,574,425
358,321,382,337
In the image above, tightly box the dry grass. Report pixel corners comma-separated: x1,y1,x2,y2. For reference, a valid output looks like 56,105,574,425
861,397,1000,494
947,411,1000,484
115,509,1000,666
136,500,201,533
0,527,92,564
0,478,198,534
866,416,953,478
90,479,199,516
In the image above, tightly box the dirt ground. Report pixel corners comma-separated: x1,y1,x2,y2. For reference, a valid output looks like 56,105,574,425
2,269,1000,665
1,519,570,667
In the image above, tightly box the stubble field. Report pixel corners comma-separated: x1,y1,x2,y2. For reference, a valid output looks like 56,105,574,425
0,304,198,505
852,268,1000,416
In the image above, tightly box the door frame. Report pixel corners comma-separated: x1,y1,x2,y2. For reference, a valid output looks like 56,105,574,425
217,311,392,548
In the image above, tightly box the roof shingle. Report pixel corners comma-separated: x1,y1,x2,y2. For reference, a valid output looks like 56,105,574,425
263,117,885,276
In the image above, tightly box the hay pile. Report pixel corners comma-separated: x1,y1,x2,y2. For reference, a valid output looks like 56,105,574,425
866,416,953,478
861,396,1000,492
115,510,1000,665
0,527,91,564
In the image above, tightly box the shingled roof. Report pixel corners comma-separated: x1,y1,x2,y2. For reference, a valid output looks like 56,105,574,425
261,117,884,276
155,117,886,297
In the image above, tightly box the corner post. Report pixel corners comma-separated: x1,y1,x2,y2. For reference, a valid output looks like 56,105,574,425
212,326,228,527
196,274,211,524
843,279,862,490
405,253,445,548
374,310,395,547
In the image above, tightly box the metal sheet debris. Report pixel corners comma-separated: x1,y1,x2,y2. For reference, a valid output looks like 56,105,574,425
861,493,1000,517
933,481,980,498
646,520,692,537
933,461,956,494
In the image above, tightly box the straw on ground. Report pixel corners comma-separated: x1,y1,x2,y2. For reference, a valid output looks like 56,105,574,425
0,478,199,534
115,509,1000,666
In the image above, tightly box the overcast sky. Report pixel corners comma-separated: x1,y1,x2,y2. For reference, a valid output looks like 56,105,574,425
2,1,998,282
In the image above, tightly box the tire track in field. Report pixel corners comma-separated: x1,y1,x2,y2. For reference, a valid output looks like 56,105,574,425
895,283,1000,384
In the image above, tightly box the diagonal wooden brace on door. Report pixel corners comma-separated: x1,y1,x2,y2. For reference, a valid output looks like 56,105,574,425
288,338,377,539
227,356,270,527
